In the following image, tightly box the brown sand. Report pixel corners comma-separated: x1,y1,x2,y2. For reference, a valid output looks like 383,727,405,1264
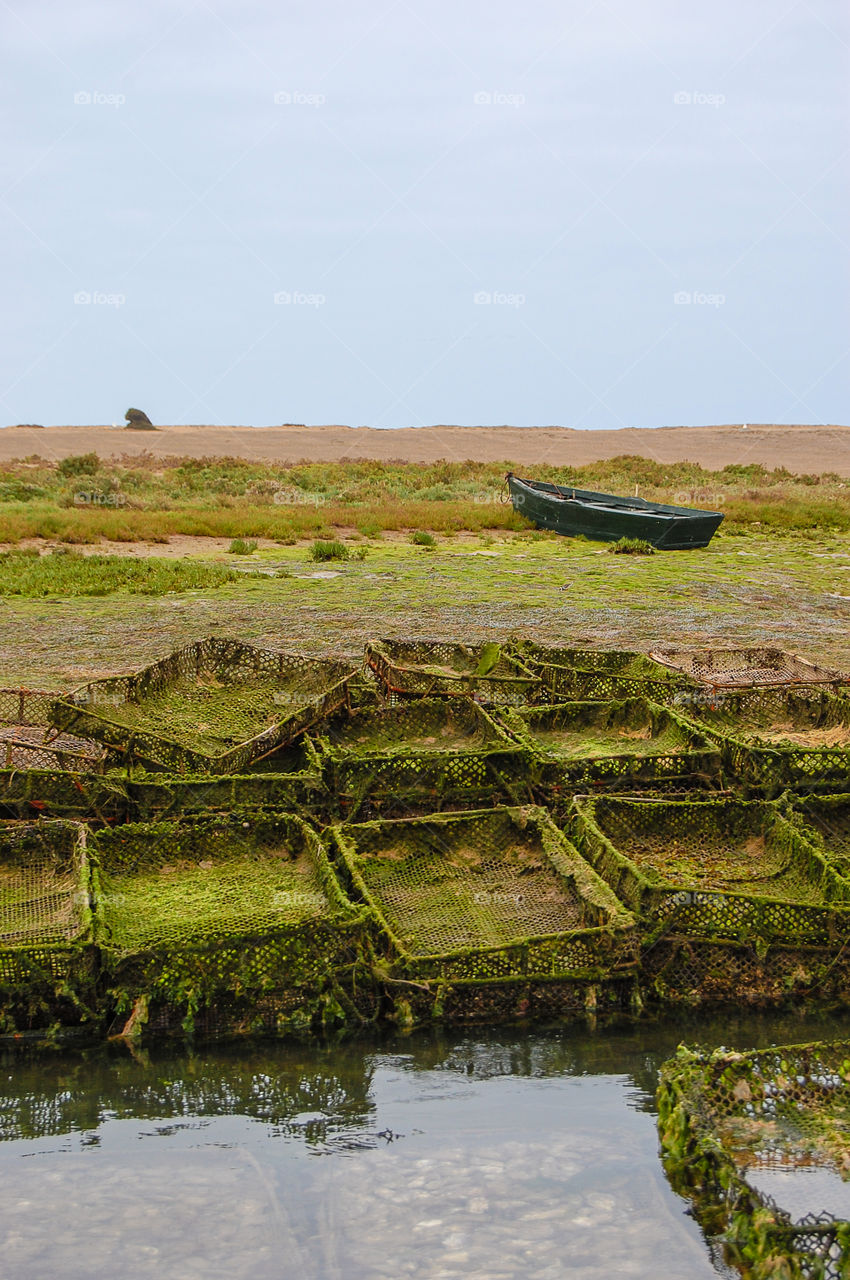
3,422,850,473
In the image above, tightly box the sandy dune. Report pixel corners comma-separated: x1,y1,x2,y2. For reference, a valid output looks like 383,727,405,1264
3,422,850,474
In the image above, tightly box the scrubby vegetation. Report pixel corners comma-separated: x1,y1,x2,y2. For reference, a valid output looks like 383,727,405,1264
0,452,845,545
309,538,349,562
607,537,655,555
0,548,240,596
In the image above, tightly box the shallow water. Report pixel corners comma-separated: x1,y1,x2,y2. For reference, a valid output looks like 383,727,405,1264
1,1009,848,1280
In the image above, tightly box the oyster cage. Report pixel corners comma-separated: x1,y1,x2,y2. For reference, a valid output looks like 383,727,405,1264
650,645,850,692
657,1041,850,1279
643,934,850,1007
92,811,370,1036
495,698,722,791
330,805,639,994
312,698,532,817
508,644,697,704
0,820,96,1024
0,687,105,773
49,638,354,775
569,795,850,946
685,688,850,792
785,793,850,880
364,639,541,705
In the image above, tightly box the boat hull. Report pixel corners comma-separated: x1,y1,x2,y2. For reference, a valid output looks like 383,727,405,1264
507,475,723,550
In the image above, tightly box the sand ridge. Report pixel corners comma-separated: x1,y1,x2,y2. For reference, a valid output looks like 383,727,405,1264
3,422,850,474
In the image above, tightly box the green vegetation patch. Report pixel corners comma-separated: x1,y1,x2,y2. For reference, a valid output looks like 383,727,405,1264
0,549,241,596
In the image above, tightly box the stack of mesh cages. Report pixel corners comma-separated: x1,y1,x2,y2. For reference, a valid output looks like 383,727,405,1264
495,697,722,795
312,698,534,819
657,1040,850,1279
569,796,850,1005
0,819,98,1029
330,805,639,1025
509,643,699,704
91,811,372,1039
364,639,541,705
0,686,105,773
49,637,354,775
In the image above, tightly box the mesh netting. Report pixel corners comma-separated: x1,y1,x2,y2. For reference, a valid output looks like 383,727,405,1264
787,794,850,881
511,644,696,703
49,638,353,774
92,812,370,1034
0,820,94,1001
657,1041,850,1279
365,639,541,704
331,805,638,986
687,689,850,791
643,934,850,1006
0,689,57,727
570,796,850,946
650,646,850,691
497,698,722,790
314,698,532,817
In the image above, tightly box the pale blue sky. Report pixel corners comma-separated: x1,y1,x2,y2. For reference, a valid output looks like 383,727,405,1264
1,0,847,428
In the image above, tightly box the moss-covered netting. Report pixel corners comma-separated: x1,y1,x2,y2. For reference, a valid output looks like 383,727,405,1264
313,698,532,816
786,793,850,880
365,639,541,704
685,689,850,791
657,1040,850,1279
49,637,353,775
331,805,638,991
509,643,697,703
0,819,97,1029
570,795,850,946
92,811,370,1036
496,697,721,790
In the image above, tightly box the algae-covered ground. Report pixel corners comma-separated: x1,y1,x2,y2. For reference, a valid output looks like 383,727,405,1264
3,528,849,688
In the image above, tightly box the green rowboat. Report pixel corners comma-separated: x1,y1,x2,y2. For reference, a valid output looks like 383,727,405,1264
506,473,724,549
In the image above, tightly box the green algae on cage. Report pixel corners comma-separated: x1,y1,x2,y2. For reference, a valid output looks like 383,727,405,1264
643,933,850,1008
49,637,354,774
91,811,370,1037
685,688,850,791
330,806,639,992
0,820,98,1030
313,698,532,815
785,794,850,881
495,697,721,789
365,638,541,704
657,1041,850,1279
569,795,850,946
508,642,698,704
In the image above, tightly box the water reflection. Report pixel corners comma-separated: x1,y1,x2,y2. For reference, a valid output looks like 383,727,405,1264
0,1009,847,1279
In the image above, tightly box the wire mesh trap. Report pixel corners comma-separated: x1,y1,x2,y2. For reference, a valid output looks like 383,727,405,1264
657,1041,850,1279
784,794,850,882
49,638,354,775
330,805,638,1003
91,811,370,1037
0,819,96,1026
684,689,850,792
0,687,105,772
495,698,722,791
364,639,541,704
569,795,850,947
312,698,532,816
642,933,850,1008
509,644,697,704
650,646,850,693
